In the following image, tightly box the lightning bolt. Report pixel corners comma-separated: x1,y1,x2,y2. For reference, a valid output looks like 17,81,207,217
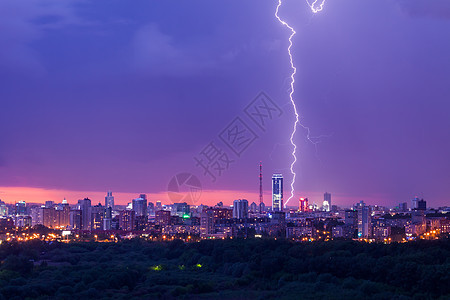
275,0,325,208
306,0,326,13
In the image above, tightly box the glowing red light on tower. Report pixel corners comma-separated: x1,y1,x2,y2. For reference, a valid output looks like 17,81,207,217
299,197,309,212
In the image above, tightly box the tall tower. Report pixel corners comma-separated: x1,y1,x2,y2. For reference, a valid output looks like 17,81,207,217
356,201,371,238
272,174,283,212
412,196,420,209
323,192,331,212
259,162,264,213
105,191,114,210
132,195,148,217
77,198,92,230
233,199,249,219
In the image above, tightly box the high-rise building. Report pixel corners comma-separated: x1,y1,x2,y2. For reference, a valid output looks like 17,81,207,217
77,198,92,230
156,201,162,211
417,199,426,211
132,196,148,217
15,201,26,216
356,201,371,238
105,191,114,210
0,200,7,217
412,197,420,209
250,202,258,213
119,210,135,231
91,203,105,230
172,202,190,217
199,207,232,238
42,208,55,228
42,200,70,229
60,199,70,228
200,209,214,237
30,206,43,226
323,192,331,212
398,202,408,212
233,199,248,219
70,210,82,230
133,195,149,230
345,210,357,226
103,206,112,230
155,210,171,226
272,174,283,212
147,202,155,215
299,197,309,212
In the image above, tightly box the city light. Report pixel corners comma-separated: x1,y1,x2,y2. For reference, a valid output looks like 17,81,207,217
0,192,446,248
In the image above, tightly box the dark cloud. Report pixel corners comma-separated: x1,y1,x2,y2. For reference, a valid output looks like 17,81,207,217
0,0,449,207
0,0,87,74
396,0,450,19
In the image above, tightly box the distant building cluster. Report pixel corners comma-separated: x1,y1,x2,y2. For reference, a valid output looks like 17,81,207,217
0,177,449,243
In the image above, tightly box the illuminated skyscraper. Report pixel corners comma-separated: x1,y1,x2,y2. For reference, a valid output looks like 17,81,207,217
299,197,309,212
91,203,105,230
132,196,148,217
272,174,283,211
105,191,114,210
323,192,331,212
104,206,112,230
60,199,70,228
356,201,371,238
412,196,420,209
119,210,136,231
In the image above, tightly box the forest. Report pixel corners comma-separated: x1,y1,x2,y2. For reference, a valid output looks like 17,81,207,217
0,238,448,299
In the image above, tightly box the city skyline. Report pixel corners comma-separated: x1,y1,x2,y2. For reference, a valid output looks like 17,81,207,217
1,181,445,242
0,186,441,211
0,1,449,299
1,0,450,207
0,167,446,209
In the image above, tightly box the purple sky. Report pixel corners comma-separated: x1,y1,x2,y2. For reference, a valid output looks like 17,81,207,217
1,0,449,207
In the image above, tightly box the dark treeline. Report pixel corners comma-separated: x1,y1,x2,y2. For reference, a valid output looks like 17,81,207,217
0,238,449,299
